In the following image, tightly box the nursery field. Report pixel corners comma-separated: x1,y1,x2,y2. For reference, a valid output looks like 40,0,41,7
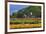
10,18,41,29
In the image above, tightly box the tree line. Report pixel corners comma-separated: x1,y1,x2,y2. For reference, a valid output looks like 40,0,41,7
10,6,41,18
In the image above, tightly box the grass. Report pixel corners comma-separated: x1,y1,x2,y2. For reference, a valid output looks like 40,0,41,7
11,19,33,22
10,18,41,24
10,18,41,29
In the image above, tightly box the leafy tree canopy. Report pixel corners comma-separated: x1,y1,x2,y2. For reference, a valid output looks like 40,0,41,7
11,6,41,18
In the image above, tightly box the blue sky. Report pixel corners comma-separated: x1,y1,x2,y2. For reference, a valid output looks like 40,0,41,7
10,4,29,15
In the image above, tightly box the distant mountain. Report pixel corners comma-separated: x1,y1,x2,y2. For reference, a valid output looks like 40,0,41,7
12,6,41,18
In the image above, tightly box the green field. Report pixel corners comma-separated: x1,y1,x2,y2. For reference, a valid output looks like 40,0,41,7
10,18,41,24
10,18,41,29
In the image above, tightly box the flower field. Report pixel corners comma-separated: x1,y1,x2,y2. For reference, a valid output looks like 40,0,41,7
10,18,41,29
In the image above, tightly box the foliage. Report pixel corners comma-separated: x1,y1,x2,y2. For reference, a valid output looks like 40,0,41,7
10,19,41,24
11,6,41,18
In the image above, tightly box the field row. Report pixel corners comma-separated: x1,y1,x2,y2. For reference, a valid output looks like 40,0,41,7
10,18,41,24
10,24,41,29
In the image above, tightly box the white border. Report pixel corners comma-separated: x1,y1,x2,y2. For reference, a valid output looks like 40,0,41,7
7,2,43,32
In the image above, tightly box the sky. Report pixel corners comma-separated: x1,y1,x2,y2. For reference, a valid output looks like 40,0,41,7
10,4,29,15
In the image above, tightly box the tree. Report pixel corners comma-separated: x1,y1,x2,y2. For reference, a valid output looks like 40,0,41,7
11,6,41,18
